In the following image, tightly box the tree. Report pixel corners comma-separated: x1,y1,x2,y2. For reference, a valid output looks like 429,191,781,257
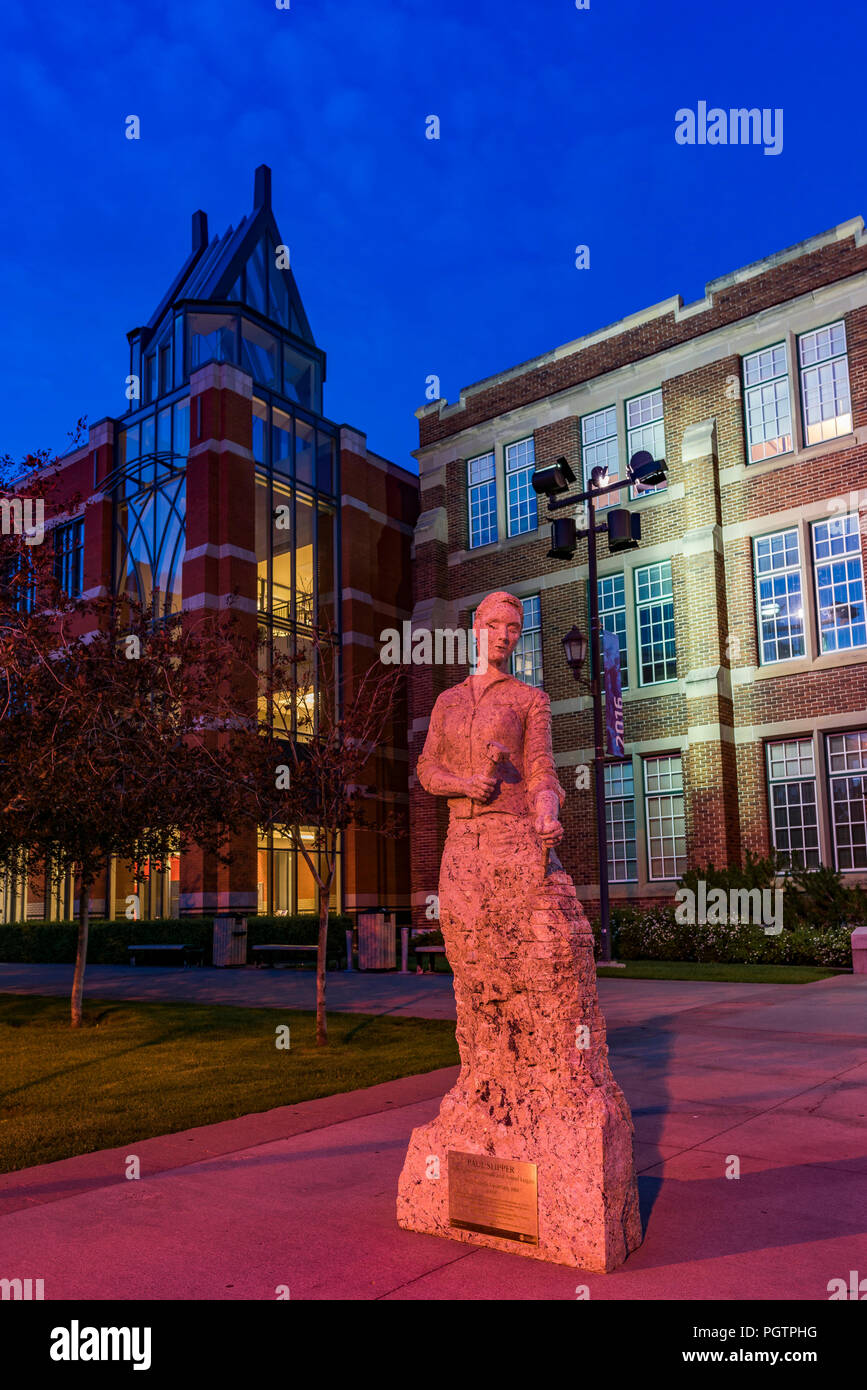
0,464,250,1025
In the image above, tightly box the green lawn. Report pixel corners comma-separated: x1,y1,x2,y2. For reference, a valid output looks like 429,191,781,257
596,960,843,983
1,994,459,1175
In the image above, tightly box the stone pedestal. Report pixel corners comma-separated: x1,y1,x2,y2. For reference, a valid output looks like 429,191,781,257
397,867,642,1271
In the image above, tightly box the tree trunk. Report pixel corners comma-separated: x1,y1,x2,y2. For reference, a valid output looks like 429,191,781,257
70,881,91,1029
315,875,332,1047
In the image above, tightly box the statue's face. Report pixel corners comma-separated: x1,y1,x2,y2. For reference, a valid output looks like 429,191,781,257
475,602,523,670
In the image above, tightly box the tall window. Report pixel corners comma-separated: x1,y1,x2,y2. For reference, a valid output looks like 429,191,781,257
753,529,805,664
598,573,628,689
605,762,637,881
468,452,497,549
743,343,792,463
827,731,867,871
511,595,543,686
766,739,820,868
811,515,867,653
54,518,84,596
581,406,619,506
627,389,665,497
644,754,685,880
635,560,676,684
505,438,537,536
798,321,852,445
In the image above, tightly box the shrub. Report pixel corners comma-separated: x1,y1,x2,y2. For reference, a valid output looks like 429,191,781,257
677,855,867,935
604,904,853,968
0,914,352,966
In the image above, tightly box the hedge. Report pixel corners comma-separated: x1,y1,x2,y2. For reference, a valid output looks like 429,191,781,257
604,905,854,968
0,914,353,967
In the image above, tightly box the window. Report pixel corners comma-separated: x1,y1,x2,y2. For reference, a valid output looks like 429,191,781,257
753,529,805,664
272,407,292,476
598,573,628,690
158,344,172,398
188,312,238,373
798,321,852,445
605,761,637,881
766,739,820,868
173,316,184,387
743,343,792,463
827,731,867,871
811,514,866,653
468,453,497,549
241,319,280,391
283,345,319,410
54,519,84,596
635,560,676,684
644,754,685,880
511,595,542,686
505,438,537,536
582,406,619,506
252,397,268,465
144,354,156,404
627,389,665,497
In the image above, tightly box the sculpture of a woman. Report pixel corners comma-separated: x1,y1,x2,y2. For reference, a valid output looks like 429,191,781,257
397,591,642,1271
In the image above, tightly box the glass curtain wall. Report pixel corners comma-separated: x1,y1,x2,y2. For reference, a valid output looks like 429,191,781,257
255,391,340,915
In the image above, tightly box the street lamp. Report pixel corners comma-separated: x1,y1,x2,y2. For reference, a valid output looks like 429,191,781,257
561,625,588,679
536,450,668,964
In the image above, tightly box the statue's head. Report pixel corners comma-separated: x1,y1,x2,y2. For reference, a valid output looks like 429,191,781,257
473,591,524,672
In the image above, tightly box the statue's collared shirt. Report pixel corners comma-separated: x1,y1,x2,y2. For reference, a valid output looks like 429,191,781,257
416,670,566,821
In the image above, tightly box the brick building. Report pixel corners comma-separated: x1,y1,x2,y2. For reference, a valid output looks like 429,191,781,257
2,166,418,924
409,218,867,925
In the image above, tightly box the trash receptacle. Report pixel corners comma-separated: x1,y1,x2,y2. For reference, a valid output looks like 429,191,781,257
358,912,396,970
213,916,248,968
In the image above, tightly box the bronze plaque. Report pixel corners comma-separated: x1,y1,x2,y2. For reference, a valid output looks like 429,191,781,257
448,1151,539,1245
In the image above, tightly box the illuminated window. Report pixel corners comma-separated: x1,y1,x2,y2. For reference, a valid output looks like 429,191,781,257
798,321,852,445
743,343,792,462
753,529,805,663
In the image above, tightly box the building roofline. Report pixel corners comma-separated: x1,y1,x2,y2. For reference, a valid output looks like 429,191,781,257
416,216,866,434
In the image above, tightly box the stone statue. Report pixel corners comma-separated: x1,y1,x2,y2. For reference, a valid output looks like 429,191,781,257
396,591,643,1270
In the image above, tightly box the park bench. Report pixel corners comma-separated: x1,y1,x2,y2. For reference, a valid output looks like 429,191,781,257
415,945,446,973
128,944,204,968
251,943,320,969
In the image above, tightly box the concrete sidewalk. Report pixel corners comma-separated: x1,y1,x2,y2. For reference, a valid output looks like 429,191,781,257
2,974,865,1299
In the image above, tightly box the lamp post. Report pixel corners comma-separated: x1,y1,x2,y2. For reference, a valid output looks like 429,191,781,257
533,449,667,965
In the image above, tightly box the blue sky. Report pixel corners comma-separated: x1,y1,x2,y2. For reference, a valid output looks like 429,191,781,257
1,0,863,471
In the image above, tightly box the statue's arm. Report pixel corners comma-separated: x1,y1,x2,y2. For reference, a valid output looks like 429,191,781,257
416,701,468,798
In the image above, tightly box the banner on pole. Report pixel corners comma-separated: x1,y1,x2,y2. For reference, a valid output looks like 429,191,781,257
602,629,625,757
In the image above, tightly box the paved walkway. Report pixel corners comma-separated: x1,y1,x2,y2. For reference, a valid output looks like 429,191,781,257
2,973,865,1298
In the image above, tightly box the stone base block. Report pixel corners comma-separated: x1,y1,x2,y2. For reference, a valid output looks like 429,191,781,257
397,1080,642,1272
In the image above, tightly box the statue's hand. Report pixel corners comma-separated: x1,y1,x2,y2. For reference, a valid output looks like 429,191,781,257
465,773,497,803
534,812,563,847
